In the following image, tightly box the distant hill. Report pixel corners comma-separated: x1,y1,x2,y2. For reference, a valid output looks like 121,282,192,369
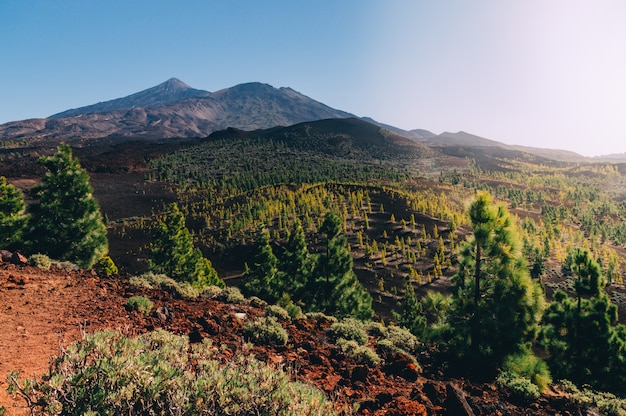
417,131,589,163
208,117,436,162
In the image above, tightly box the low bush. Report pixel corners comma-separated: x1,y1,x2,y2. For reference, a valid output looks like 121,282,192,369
265,304,291,321
29,253,51,270
496,371,541,402
337,339,380,367
94,256,118,276
558,380,626,416
129,272,200,299
125,296,154,315
7,330,335,415
216,287,246,304
277,293,302,319
243,316,288,346
327,318,368,345
501,349,552,393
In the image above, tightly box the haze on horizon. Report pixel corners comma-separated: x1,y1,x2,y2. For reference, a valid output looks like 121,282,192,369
1,0,625,157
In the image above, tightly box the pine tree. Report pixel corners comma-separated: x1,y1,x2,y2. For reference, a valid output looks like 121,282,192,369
309,212,373,320
26,144,108,268
0,176,27,249
242,229,283,302
448,191,545,376
149,203,223,288
282,220,311,299
540,248,626,393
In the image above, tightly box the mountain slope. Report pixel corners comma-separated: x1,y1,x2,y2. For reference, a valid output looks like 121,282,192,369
50,78,212,118
0,80,356,141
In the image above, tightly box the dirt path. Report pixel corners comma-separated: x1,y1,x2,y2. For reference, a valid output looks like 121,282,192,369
0,264,132,414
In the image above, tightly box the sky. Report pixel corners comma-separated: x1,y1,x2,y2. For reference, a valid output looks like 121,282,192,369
1,1,626,157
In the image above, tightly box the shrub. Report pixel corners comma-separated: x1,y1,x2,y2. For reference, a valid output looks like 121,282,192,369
366,322,419,354
129,272,200,299
94,255,118,276
337,339,381,367
243,316,288,346
265,304,291,321
558,380,626,416
327,318,368,345
501,349,552,393
277,293,302,319
305,312,338,325
496,371,541,402
125,296,154,315
249,296,268,308
7,330,335,415
215,286,245,304
29,253,51,270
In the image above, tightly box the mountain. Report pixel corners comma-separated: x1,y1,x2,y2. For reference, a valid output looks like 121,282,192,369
416,131,589,163
50,78,212,118
0,79,356,141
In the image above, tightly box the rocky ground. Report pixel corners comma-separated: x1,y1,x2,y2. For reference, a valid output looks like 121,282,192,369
0,260,591,416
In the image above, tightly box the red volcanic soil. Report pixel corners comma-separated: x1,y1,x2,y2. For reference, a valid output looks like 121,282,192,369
0,262,585,416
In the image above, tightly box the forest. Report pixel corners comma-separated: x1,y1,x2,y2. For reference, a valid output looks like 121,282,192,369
3,127,626,414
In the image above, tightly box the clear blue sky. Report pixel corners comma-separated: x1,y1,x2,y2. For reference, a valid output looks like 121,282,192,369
1,0,625,156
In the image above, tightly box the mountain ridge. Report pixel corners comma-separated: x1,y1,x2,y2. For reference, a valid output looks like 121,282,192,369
0,77,605,163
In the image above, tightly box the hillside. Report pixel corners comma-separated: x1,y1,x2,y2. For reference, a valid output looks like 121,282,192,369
0,261,591,415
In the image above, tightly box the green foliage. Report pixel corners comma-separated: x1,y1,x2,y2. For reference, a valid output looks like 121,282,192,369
242,229,284,303
0,176,27,249
308,212,373,320
243,316,288,346
447,191,545,377
501,348,552,393
337,339,381,367
124,296,154,315
94,255,118,277
25,144,108,268
558,380,626,416
265,304,291,321
496,372,541,402
215,286,246,304
327,318,368,345
277,293,302,319
149,203,224,288
29,253,51,270
7,329,335,415
243,212,373,320
129,272,201,299
540,250,626,395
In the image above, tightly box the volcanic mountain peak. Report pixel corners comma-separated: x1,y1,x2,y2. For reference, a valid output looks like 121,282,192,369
49,77,211,118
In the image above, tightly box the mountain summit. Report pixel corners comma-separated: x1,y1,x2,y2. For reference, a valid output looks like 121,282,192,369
50,78,211,118
1,78,355,140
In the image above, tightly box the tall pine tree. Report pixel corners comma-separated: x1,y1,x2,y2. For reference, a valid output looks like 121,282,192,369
309,212,373,320
242,229,284,302
448,192,545,376
26,144,108,269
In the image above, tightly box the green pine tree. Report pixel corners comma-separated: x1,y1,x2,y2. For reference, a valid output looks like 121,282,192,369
26,144,108,268
242,229,284,303
309,212,373,320
0,176,27,249
149,203,223,288
282,219,311,299
448,191,545,377
540,248,626,394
